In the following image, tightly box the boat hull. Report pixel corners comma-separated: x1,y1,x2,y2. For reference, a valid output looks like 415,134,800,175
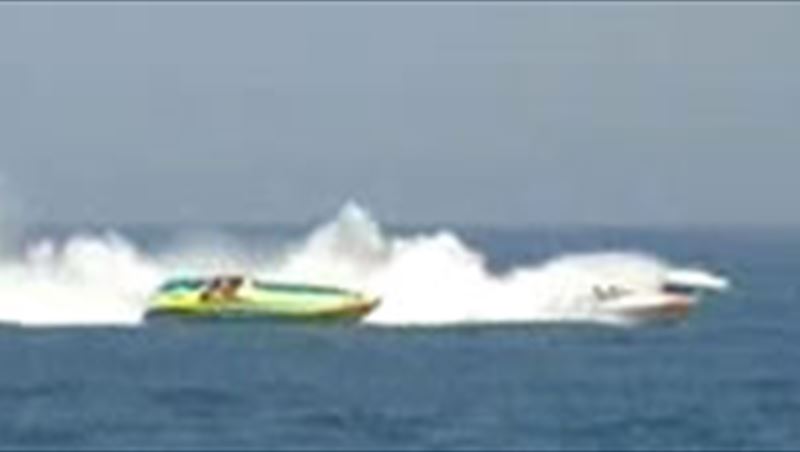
145,279,380,322
601,294,696,324
145,298,378,322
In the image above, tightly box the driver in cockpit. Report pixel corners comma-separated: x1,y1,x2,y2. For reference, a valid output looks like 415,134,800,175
200,276,244,303
593,284,629,302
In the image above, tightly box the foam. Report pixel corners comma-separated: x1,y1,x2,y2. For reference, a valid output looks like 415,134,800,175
0,202,725,327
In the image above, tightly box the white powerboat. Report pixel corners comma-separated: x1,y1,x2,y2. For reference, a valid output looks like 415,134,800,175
590,269,729,323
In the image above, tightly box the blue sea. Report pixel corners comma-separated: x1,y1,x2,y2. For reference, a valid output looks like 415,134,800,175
1,224,798,450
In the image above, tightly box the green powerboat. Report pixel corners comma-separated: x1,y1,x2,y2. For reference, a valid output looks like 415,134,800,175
146,275,380,321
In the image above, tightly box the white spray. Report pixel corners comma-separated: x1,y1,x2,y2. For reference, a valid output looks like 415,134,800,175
0,202,724,327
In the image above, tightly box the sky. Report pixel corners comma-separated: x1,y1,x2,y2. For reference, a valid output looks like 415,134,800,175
0,3,798,227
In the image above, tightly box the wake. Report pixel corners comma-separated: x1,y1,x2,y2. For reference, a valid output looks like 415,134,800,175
0,203,725,327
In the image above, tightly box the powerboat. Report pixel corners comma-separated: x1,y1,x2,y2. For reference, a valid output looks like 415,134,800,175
590,269,729,323
146,275,380,322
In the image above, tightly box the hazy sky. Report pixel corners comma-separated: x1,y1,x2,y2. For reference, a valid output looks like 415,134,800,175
0,3,798,226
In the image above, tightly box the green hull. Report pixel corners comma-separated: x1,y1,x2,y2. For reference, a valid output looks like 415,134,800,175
146,277,380,322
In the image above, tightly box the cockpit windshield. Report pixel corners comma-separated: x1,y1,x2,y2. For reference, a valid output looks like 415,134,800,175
158,279,206,293
662,283,699,296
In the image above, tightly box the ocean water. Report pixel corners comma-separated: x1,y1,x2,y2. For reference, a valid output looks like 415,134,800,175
0,212,798,450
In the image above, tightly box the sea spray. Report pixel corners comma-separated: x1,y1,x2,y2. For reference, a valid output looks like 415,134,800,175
268,205,680,326
0,233,161,326
266,202,392,287
0,203,723,327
